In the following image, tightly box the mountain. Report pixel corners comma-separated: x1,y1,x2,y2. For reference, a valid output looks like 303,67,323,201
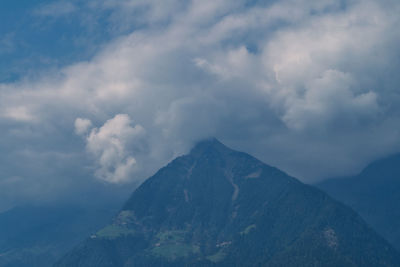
317,154,400,250
55,139,400,266
0,205,117,267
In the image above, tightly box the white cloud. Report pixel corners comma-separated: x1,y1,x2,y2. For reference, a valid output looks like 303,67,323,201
281,70,379,130
82,114,146,183
260,0,398,131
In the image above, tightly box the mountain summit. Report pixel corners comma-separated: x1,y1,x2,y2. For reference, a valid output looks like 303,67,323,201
56,139,400,266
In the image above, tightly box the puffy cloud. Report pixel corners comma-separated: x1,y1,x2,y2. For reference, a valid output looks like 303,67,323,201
80,114,146,183
259,1,392,131
281,70,379,130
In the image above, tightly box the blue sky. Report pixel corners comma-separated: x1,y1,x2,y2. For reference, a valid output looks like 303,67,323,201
1,0,400,211
0,0,114,82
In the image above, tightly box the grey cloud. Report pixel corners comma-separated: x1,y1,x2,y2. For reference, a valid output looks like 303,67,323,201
75,118,93,136
1,0,400,209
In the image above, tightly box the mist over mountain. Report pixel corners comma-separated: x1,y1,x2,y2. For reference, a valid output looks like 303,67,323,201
55,139,400,266
317,154,400,250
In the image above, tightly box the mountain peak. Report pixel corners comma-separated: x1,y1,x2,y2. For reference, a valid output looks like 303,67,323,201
56,141,400,267
190,138,232,156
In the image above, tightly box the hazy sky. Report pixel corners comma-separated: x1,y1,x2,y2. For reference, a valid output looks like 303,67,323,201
1,0,400,210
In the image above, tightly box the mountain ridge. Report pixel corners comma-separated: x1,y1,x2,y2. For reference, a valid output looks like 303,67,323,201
55,139,400,267
317,153,400,250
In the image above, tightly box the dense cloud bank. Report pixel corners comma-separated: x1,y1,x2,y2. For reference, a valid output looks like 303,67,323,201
0,0,400,209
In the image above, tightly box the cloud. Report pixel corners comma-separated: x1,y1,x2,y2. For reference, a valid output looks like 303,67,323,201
79,114,146,183
2,106,36,122
281,70,379,130
1,0,400,208
74,118,93,136
259,1,393,131
33,1,77,17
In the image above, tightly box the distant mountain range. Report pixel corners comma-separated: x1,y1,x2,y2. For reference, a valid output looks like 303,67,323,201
55,139,400,266
317,153,400,251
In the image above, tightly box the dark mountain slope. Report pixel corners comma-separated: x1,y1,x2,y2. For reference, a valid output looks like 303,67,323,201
318,154,400,250
56,139,400,266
